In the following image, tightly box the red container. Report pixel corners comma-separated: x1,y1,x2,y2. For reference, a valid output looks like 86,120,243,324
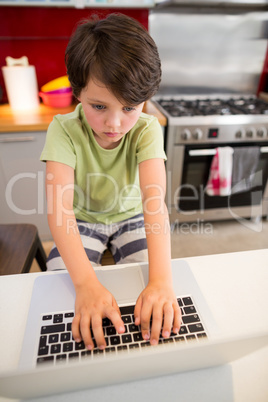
39,91,73,107
43,87,72,95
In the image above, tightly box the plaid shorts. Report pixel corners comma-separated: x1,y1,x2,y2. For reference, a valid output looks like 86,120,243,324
46,214,148,271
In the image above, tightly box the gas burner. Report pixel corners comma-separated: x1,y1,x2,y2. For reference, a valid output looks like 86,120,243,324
228,98,268,115
196,99,234,116
158,97,268,117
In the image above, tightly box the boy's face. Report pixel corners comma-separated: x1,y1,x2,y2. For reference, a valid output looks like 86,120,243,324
78,78,144,149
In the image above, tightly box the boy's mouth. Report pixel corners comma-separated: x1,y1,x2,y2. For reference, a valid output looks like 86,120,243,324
104,132,119,138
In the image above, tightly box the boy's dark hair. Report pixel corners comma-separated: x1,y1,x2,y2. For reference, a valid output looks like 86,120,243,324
65,13,161,105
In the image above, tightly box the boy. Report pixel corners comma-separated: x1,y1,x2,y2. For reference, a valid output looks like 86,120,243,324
41,13,181,351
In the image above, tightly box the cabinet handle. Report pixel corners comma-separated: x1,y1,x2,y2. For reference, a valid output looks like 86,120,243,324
0,136,35,143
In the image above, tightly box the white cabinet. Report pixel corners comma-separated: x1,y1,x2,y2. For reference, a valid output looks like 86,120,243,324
0,131,52,240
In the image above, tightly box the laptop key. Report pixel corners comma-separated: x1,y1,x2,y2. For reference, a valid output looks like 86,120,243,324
122,334,132,344
60,332,71,342
75,341,85,350
53,314,63,324
102,318,111,327
42,315,52,321
197,332,207,339
133,333,143,342
81,350,92,357
64,312,74,318
129,343,139,349
105,347,116,353
117,345,128,351
37,356,54,365
186,335,196,341
184,306,196,315
63,342,73,352
128,324,140,333
179,326,188,335
120,305,135,315
39,335,47,347
177,298,183,307
110,336,121,346
38,345,49,356
51,344,61,354
182,297,193,306
41,324,65,334
188,323,204,333
106,326,116,336
56,354,67,362
182,314,200,324
69,352,79,359
48,334,59,343
174,336,185,343
122,315,132,324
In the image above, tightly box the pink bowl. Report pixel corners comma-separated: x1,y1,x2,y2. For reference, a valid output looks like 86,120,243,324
42,87,72,95
39,91,73,108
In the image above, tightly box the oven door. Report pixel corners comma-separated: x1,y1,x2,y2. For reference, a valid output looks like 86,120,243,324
168,142,268,223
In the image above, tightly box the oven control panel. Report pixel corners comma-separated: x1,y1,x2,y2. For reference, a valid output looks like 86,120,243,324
175,123,268,144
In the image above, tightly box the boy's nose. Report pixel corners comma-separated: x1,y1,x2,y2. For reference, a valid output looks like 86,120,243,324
105,113,121,130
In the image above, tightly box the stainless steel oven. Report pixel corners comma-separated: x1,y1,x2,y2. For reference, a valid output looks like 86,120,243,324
156,97,268,222
150,3,268,223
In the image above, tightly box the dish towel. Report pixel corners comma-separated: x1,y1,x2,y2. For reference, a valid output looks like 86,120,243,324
206,147,234,196
231,146,260,194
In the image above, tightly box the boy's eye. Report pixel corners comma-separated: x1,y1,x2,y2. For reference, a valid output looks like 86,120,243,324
124,107,135,112
92,104,106,110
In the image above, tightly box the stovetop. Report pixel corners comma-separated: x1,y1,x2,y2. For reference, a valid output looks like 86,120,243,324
154,95,268,144
156,96,268,118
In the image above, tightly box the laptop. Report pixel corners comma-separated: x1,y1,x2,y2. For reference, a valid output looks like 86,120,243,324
0,259,267,399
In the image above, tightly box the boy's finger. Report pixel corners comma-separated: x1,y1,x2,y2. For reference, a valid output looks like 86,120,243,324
150,305,163,345
134,296,142,325
72,313,82,343
91,314,106,349
105,305,125,334
172,302,182,334
79,314,94,350
161,302,174,338
140,302,153,341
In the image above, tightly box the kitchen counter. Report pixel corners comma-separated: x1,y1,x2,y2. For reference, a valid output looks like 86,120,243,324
0,100,167,133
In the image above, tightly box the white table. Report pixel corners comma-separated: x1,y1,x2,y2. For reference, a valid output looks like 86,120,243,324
0,249,268,402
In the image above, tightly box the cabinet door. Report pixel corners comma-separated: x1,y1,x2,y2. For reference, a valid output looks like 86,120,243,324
0,132,51,240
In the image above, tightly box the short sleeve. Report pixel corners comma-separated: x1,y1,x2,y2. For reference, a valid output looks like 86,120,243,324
136,116,166,164
40,116,76,169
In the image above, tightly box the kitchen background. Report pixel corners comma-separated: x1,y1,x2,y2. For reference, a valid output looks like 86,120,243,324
0,0,268,268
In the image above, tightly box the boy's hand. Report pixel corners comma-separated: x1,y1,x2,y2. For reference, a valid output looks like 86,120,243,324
134,281,181,345
72,280,125,350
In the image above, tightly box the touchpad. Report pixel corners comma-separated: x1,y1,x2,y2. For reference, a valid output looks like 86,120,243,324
96,265,145,304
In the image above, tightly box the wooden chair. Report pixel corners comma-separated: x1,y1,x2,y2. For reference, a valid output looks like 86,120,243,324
0,224,47,275
101,249,115,266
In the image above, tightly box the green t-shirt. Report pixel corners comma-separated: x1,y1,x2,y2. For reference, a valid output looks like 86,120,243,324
40,103,166,224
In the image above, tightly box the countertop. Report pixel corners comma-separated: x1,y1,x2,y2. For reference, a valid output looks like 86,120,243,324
0,101,167,133
0,249,267,402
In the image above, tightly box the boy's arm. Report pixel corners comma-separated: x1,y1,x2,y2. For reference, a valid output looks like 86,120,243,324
46,161,125,350
135,158,181,345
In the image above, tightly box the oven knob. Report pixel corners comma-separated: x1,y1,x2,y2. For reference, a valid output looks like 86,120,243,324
257,127,267,138
235,130,243,139
192,128,203,140
181,129,191,140
245,127,256,138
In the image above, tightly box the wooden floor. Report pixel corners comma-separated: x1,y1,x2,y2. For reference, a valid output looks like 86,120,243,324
30,218,268,273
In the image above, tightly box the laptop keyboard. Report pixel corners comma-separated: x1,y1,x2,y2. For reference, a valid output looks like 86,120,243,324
37,296,207,366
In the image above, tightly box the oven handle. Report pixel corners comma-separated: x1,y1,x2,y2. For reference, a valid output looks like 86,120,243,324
189,146,268,157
